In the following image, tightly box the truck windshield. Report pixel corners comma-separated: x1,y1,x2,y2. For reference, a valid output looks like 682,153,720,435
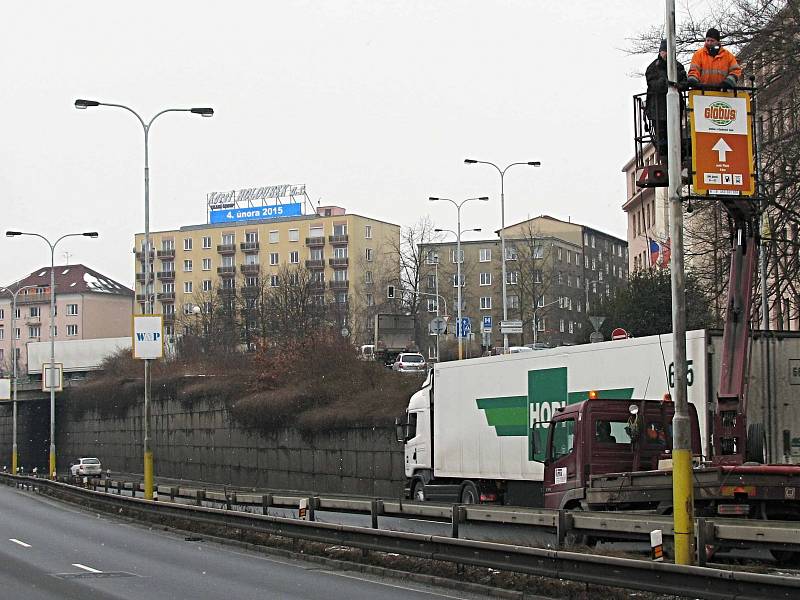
550,419,575,461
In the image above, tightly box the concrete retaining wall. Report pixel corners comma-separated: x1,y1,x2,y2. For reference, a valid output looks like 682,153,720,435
0,395,405,497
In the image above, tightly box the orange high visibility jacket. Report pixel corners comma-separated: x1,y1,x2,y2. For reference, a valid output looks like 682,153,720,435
688,46,742,86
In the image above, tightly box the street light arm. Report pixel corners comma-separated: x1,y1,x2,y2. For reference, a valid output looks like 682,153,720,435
94,102,147,130
464,159,502,175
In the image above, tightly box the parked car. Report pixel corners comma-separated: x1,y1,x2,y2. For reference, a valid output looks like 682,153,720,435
392,352,427,373
70,457,102,477
508,346,534,353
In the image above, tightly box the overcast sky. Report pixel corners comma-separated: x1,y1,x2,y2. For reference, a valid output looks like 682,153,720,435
2,1,701,287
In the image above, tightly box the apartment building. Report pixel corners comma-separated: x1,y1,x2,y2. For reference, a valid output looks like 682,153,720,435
133,205,400,345
0,265,134,375
418,216,627,353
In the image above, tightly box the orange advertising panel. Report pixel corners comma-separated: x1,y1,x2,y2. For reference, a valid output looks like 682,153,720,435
689,90,755,196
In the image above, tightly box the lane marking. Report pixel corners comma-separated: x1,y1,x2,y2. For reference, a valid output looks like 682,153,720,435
321,570,471,599
72,563,103,573
9,538,31,548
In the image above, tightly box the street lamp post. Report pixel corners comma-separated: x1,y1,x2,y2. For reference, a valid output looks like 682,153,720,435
76,99,213,501
6,231,98,478
431,195,488,360
532,298,560,347
464,159,541,354
1,283,39,474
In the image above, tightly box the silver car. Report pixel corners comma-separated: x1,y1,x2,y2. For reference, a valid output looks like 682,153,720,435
392,353,427,373
70,457,102,477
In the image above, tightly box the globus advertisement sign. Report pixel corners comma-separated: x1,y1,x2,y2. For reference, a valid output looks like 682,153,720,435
689,90,755,196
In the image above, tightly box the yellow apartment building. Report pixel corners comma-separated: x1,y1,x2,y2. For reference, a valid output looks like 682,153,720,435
133,205,400,346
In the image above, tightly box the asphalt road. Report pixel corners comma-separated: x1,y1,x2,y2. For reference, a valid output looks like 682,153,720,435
0,485,490,600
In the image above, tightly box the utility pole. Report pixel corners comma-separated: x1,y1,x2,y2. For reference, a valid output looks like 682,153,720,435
665,0,694,565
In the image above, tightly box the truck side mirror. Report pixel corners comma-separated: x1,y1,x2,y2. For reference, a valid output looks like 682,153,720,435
394,417,404,443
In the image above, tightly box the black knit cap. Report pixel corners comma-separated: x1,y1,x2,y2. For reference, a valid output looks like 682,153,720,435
659,39,667,52
706,28,721,41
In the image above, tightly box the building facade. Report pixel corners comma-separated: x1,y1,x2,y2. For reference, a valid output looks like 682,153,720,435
417,216,627,355
0,265,134,376
133,205,400,346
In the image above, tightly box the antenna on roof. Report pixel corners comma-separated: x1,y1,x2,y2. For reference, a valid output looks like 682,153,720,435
63,251,72,265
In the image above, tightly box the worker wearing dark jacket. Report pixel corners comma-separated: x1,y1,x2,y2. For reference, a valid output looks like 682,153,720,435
646,39,687,161
687,28,741,88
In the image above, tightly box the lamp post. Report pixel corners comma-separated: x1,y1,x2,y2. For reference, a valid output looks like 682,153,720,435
532,298,560,347
0,283,39,474
430,195,487,360
464,159,541,354
6,231,99,478
75,99,213,501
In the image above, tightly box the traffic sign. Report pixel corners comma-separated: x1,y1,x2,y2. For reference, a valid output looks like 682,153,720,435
500,320,523,334
611,327,629,341
482,316,493,332
589,332,604,343
689,90,755,196
457,317,471,338
588,316,606,332
429,316,447,335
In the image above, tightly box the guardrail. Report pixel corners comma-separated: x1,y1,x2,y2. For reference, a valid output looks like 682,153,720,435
2,473,799,600
8,473,800,567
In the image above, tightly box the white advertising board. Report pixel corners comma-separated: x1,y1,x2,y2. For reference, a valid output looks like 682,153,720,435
0,379,10,400
133,315,164,360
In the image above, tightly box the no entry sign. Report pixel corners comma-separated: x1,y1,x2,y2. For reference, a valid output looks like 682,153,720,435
689,90,755,196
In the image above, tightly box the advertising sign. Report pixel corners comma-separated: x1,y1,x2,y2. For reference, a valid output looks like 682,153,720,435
133,315,164,360
209,202,302,224
0,378,9,400
690,90,755,196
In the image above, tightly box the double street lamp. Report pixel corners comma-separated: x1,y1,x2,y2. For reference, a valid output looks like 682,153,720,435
430,196,488,360
464,159,541,353
6,231,99,477
0,283,39,474
75,99,214,500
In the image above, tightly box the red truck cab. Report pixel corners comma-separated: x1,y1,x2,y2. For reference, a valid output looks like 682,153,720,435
543,397,701,510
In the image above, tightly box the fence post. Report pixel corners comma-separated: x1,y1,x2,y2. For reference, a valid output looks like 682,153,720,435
451,504,465,539
370,498,383,530
308,496,317,522
196,489,205,507
170,487,178,503
556,509,574,549
262,493,272,515
695,518,715,566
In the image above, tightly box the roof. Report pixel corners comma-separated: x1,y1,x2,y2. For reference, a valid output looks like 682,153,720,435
1,264,133,298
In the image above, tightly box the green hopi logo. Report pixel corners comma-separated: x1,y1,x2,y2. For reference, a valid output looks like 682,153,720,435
476,367,633,462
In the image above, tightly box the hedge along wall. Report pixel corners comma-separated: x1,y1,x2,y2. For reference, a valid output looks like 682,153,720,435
0,391,407,498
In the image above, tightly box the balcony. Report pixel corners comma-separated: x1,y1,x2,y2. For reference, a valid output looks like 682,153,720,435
309,280,326,290
217,266,236,276
26,316,41,325
329,257,349,267
305,236,325,247
329,280,349,290
135,249,154,262
157,292,175,302
135,273,150,282
240,241,260,253
305,259,325,269
242,286,259,297
218,288,237,297
328,234,349,245
240,264,260,276
136,294,155,303
163,314,175,323
157,249,175,259
16,293,51,305
157,271,175,281
217,244,237,255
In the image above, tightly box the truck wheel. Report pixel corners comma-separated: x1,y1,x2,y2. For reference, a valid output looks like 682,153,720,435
746,423,767,464
411,480,426,502
460,481,480,505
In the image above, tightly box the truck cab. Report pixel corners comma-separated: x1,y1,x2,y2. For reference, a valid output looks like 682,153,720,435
542,397,701,509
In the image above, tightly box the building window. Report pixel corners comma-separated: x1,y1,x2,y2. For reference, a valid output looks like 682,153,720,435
365,225,372,239
221,255,234,267
289,251,299,264
162,260,174,273
30,306,40,318
29,325,41,338
66,303,78,316
560,319,565,332
310,225,324,238
14,328,20,340
333,223,348,236
0,308,4,319
334,246,348,259
288,229,299,242
427,299,438,312
534,270,543,283
183,303,193,315
270,275,279,287
184,281,193,294
451,249,464,264
184,238,193,251
480,272,492,286
310,247,323,261
183,260,193,272
365,271,373,284
557,247,562,261
505,245,519,260
245,276,259,287
202,258,212,271
557,272,563,284
479,248,491,262
67,324,79,337
0,327,3,340
480,296,492,310
269,230,279,243
366,293,374,306
245,254,258,265
426,251,438,264
333,269,348,282
221,278,235,290
202,279,212,292
269,253,279,266
506,271,519,285
568,321,574,334
508,295,520,309
365,248,373,262
537,318,546,332
533,245,543,259
202,236,212,249
452,274,465,287
162,239,175,251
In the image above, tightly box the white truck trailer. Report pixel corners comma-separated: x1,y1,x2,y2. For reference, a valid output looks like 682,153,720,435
398,330,800,506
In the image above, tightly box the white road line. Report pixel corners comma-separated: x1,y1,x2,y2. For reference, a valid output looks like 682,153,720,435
322,570,471,599
9,538,31,548
72,563,103,573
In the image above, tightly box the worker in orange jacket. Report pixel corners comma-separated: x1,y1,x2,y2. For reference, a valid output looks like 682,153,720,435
687,28,742,89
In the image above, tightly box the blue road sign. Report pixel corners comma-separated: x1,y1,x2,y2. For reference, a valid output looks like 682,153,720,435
482,316,492,330
458,317,471,338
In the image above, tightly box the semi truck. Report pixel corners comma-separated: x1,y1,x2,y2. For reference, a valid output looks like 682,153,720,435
374,313,417,366
397,330,800,509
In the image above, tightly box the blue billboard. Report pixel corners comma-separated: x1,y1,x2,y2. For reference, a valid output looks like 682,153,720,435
209,202,302,224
